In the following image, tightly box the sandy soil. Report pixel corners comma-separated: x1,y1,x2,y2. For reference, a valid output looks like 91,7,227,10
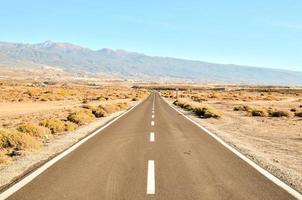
0,99,130,129
0,101,139,191
166,98,302,193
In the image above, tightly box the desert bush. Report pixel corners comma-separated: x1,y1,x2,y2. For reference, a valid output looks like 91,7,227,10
233,105,252,112
0,129,40,150
295,112,302,117
82,98,88,104
39,118,66,134
249,109,268,117
132,97,139,101
174,99,221,118
17,123,51,138
269,111,289,117
67,110,95,125
64,121,78,132
116,102,129,110
193,107,222,119
92,107,107,118
290,108,297,112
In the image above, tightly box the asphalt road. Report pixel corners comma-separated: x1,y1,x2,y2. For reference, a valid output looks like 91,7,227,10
5,93,297,200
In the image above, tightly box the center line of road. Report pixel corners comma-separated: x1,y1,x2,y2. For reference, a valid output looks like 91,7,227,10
150,132,155,142
147,160,155,194
152,114,154,118
151,121,154,126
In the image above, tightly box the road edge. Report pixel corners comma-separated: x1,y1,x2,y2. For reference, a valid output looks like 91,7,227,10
0,97,147,200
162,96,302,200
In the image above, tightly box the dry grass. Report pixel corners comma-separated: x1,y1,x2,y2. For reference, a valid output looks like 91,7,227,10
249,109,269,117
40,118,70,134
17,123,51,138
92,107,107,118
67,110,95,125
174,99,222,119
233,105,252,112
0,129,40,151
0,82,148,165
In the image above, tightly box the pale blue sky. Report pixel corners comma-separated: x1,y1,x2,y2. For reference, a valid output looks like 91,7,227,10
1,0,302,71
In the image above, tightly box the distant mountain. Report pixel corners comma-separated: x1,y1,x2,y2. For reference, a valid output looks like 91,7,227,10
0,41,302,85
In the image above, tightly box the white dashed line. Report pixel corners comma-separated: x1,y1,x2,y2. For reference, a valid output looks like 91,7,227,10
151,121,154,126
147,160,155,194
150,132,155,142
152,115,154,118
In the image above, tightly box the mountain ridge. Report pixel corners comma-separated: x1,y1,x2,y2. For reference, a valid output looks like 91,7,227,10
0,40,301,85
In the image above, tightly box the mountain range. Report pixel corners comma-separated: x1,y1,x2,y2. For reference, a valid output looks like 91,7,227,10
0,40,301,85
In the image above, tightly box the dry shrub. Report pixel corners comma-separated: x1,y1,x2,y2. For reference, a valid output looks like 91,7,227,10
269,111,289,117
92,107,107,118
0,129,40,150
233,105,252,112
64,121,78,132
40,118,67,134
132,97,139,101
67,110,95,125
194,107,222,119
295,112,302,117
191,95,206,102
98,104,118,114
249,109,268,117
17,123,51,138
116,102,129,110
174,99,222,119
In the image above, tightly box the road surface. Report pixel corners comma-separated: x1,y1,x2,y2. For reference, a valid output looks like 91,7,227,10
3,93,297,199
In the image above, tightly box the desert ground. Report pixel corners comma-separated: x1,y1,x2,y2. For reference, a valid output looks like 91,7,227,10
159,86,302,193
0,79,149,169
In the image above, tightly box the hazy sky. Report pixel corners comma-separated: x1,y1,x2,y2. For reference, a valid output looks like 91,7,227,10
1,0,302,71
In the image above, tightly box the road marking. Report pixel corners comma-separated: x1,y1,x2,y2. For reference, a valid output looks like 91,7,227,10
152,115,154,118
151,121,154,126
162,97,302,200
0,100,145,200
150,132,155,142
147,160,155,194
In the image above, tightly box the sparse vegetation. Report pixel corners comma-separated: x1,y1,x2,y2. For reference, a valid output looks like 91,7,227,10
295,112,302,117
67,110,95,125
174,99,222,119
233,105,252,112
0,81,149,166
92,107,107,118
269,110,289,117
39,118,68,134
17,123,51,138
0,129,40,150
249,109,269,117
